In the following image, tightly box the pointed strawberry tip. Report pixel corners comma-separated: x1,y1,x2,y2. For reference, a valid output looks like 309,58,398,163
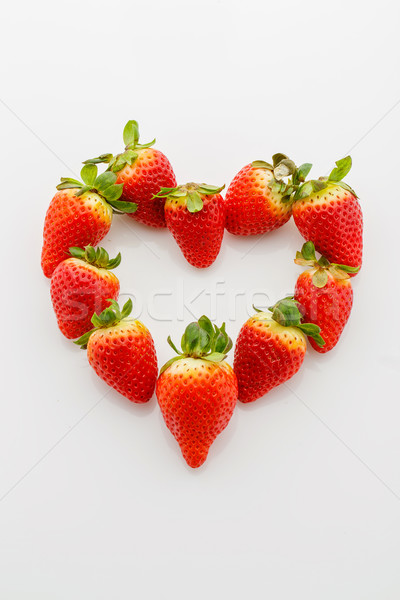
182,447,210,468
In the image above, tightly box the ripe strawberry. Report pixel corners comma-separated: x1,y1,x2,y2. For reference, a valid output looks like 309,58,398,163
294,241,358,353
292,156,363,271
156,316,238,468
50,245,121,339
84,120,176,228
76,299,158,404
41,164,136,278
234,298,324,403
155,183,225,268
224,153,303,235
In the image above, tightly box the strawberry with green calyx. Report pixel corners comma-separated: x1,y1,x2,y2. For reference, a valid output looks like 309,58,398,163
154,183,225,268
75,299,158,404
156,316,238,468
50,245,121,339
234,298,324,403
83,120,177,228
41,164,137,278
292,156,363,271
224,153,308,235
294,241,357,353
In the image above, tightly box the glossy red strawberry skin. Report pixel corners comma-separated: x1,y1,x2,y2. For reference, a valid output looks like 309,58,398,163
225,163,292,235
41,190,113,278
116,148,176,228
294,270,353,353
293,185,363,271
234,313,307,403
164,193,225,268
50,258,119,339
87,320,158,403
156,358,238,468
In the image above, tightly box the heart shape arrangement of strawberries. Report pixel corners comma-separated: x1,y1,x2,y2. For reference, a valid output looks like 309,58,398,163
41,119,363,469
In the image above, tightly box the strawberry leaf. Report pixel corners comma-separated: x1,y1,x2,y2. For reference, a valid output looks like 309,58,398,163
333,263,360,273
293,163,313,185
108,199,138,213
107,253,122,269
83,154,113,165
95,171,117,192
85,246,96,263
271,298,303,327
297,324,325,347
328,156,352,182
252,160,273,170
272,153,289,168
69,246,86,259
182,323,209,355
57,181,82,191
198,315,214,338
74,327,98,349
75,185,91,197
120,298,133,319
167,336,181,355
103,184,124,203
187,190,203,213
81,163,98,186
197,184,225,195
123,120,140,148
336,180,358,197
136,138,156,150
301,241,317,261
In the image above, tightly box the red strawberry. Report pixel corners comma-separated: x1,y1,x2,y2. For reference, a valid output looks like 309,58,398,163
50,245,121,339
294,241,358,353
156,316,238,468
76,299,158,404
41,164,136,278
292,156,363,271
155,183,225,268
234,298,324,403
84,120,176,228
224,153,300,235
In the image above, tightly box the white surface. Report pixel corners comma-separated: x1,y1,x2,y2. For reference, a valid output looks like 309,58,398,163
1,0,400,598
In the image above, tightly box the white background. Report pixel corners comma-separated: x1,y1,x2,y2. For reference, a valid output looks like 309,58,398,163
1,0,400,598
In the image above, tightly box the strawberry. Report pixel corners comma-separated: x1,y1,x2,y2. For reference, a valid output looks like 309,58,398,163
41,164,136,278
156,316,238,468
76,299,158,404
234,298,324,403
292,156,363,271
224,153,302,235
155,183,225,268
294,241,358,353
50,245,121,339
84,120,177,228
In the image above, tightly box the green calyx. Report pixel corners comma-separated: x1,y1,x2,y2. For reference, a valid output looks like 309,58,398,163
153,182,225,214
69,245,121,270
252,153,312,203
74,298,133,349
255,297,325,347
160,315,233,374
293,156,358,201
56,164,137,214
294,241,360,287
83,119,156,174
